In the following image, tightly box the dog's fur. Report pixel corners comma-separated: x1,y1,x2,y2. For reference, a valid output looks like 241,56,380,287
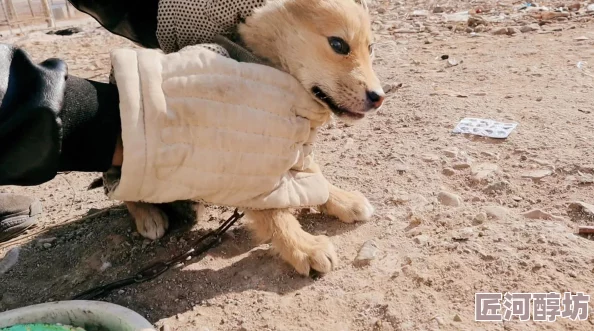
124,0,384,275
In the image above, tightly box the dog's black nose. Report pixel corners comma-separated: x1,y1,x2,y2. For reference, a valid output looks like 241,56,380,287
366,90,385,109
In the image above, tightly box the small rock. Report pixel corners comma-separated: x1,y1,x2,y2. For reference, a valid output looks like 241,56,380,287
588,4,594,12
432,7,444,14
160,325,171,331
568,2,581,11
394,162,408,173
575,36,589,41
383,82,402,94
512,196,523,202
377,7,386,14
176,314,185,322
99,262,112,272
443,148,459,158
568,201,594,220
446,58,459,67
412,10,429,17
521,169,552,180
453,228,473,241
453,162,471,170
473,212,487,225
483,181,510,194
454,314,462,322
433,316,445,326
438,191,462,207
484,206,509,220
471,163,499,182
36,237,57,247
442,168,456,176
520,24,539,33
491,27,509,35
507,27,521,35
422,153,440,162
521,209,564,221
413,235,430,245
354,240,379,267
536,96,543,102
42,243,52,249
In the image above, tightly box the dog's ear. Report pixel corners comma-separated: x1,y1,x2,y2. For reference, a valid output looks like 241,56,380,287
353,0,369,12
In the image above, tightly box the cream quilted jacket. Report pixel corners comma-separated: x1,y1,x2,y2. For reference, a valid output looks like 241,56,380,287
108,45,331,210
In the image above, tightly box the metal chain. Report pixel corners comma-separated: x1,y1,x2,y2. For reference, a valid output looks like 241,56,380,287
71,209,244,300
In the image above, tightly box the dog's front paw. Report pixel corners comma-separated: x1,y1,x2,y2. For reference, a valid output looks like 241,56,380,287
321,190,374,223
126,202,170,240
280,234,337,276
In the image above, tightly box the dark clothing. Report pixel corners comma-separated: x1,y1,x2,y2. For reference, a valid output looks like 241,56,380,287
68,0,160,49
0,0,162,186
0,45,120,186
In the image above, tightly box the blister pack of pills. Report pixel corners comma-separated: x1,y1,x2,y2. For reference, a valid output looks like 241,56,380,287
452,118,518,139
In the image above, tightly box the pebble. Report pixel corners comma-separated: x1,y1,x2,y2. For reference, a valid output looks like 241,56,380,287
392,161,408,173
483,181,510,194
512,196,523,202
438,191,462,207
354,240,379,267
422,153,440,163
443,148,459,158
433,316,445,326
521,169,552,180
43,243,52,249
588,3,594,12
447,58,459,67
520,24,540,33
383,82,402,94
412,10,429,17
575,36,589,41
452,162,471,170
413,235,430,246
491,27,509,35
521,209,565,222
453,228,473,241
0,247,20,275
442,168,456,176
453,314,462,322
473,212,487,225
471,163,499,182
484,206,509,220
568,201,594,219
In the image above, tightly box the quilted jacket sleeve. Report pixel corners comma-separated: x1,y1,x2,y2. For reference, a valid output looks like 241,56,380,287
109,46,330,209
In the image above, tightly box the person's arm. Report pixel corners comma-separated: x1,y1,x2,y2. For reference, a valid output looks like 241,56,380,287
0,44,121,186
67,0,160,49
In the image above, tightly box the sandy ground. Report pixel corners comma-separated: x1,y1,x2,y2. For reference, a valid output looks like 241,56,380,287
1,1,594,330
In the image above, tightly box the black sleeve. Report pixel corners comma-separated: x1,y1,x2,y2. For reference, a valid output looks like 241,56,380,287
0,44,121,186
68,0,160,49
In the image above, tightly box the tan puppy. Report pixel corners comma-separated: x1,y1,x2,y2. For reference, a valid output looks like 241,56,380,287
126,0,385,276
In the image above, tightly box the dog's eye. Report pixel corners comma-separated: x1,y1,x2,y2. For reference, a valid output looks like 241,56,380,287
328,37,350,55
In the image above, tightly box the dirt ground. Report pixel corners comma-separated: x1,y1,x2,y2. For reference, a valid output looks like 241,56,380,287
2,1,594,330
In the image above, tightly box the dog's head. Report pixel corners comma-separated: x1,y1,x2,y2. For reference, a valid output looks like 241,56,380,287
238,0,384,122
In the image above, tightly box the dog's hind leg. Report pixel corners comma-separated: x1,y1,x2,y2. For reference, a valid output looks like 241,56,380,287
245,209,337,276
125,201,169,240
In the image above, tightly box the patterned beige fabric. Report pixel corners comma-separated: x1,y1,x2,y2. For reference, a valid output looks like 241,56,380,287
156,0,266,53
